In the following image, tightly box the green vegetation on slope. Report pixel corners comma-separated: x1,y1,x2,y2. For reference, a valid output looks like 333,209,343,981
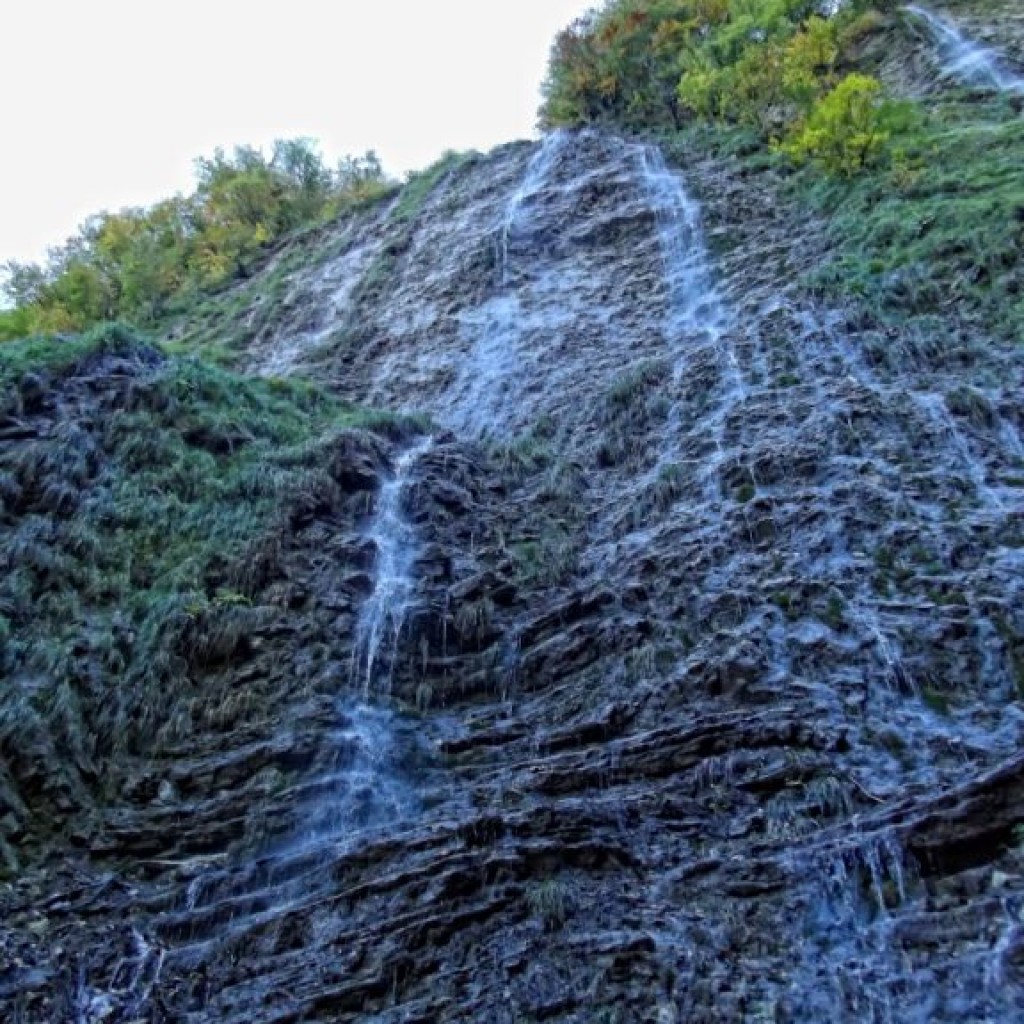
0,141,392,342
540,0,909,175
797,92,1024,337
541,0,1024,341
0,325,419,790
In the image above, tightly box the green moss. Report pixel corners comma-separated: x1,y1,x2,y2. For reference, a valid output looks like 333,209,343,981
512,528,579,588
489,430,556,477
772,591,798,618
392,150,476,224
0,324,409,760
791,97,1024,341
823,593,847,629
921,687,952,715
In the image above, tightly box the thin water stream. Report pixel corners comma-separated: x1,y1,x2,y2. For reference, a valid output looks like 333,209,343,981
636,145,730,358
907,5,1024,92
353,435,434,690
163,437,434,957
447,132,568,437
496,130,567,287
633,143,743,506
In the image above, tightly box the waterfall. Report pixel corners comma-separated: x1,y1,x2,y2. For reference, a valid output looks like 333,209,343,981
636,143,742,395
907,5,1024,93
447,295,523,438
912,392,1005,514
162,437,433,959
163,698,426,960
634,143,743,504
636,144,729,351
259,232,382,377
496,130,567,286
790,836,930,1023
353,435,434,692
447,134,567,437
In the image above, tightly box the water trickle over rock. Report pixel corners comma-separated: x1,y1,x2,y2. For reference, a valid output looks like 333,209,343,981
123,434,438,986
907,4,1024,93
3,127,1024,1023
354,436,434,691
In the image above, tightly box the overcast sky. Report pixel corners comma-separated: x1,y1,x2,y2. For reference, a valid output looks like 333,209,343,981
1,0,594,268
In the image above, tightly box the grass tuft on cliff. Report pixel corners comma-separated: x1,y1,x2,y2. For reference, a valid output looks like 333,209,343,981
0,324,420,829
797,93,1024,339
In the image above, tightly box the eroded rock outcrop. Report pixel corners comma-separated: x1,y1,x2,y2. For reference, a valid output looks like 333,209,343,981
2,124,1023,1023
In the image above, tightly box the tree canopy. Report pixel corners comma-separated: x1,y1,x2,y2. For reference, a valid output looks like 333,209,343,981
1,141,391,341
539,0,903,173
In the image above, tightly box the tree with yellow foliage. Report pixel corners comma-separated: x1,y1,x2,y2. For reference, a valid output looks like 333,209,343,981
0,139,390,341
780,73,893,175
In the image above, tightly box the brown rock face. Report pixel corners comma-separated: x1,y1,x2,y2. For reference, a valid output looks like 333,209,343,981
2,128,1023,1022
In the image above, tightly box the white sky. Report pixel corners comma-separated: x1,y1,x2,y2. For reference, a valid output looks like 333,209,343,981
0,0,595,268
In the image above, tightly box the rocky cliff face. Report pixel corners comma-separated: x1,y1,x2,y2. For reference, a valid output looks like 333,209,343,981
3,115,1024,1022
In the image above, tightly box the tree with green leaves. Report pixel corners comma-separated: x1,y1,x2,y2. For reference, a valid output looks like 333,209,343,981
542,0,899,177
780,72,894,175
0,139,391,342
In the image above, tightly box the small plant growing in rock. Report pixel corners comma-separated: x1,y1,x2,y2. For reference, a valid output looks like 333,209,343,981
803,775,853,819
454,596,495,649
625,643,658,682
415,681,434,712
823,593,847,630
1014,824,1024,850
526,878,570,930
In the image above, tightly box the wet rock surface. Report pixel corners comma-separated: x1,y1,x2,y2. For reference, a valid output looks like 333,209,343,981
3,127,1024,1022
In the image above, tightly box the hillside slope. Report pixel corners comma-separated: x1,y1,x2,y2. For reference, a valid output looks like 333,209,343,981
2,4,1024,1023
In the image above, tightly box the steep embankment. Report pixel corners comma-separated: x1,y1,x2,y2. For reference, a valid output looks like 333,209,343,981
856,2,1023,95
2,7,1024,1024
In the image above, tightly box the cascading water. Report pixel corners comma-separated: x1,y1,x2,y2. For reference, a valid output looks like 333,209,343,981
634,144,742,504
162,437,434,959
353,435,434,690
447,295,523,438
306,435,434,847
615,134,1024,1023
636,145,730,353
787,837,930,1023
259,234,383,377
907,5,1024,93
255,197,395,377
912,391,1005,513
496,130,567,287
447,133,567,437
